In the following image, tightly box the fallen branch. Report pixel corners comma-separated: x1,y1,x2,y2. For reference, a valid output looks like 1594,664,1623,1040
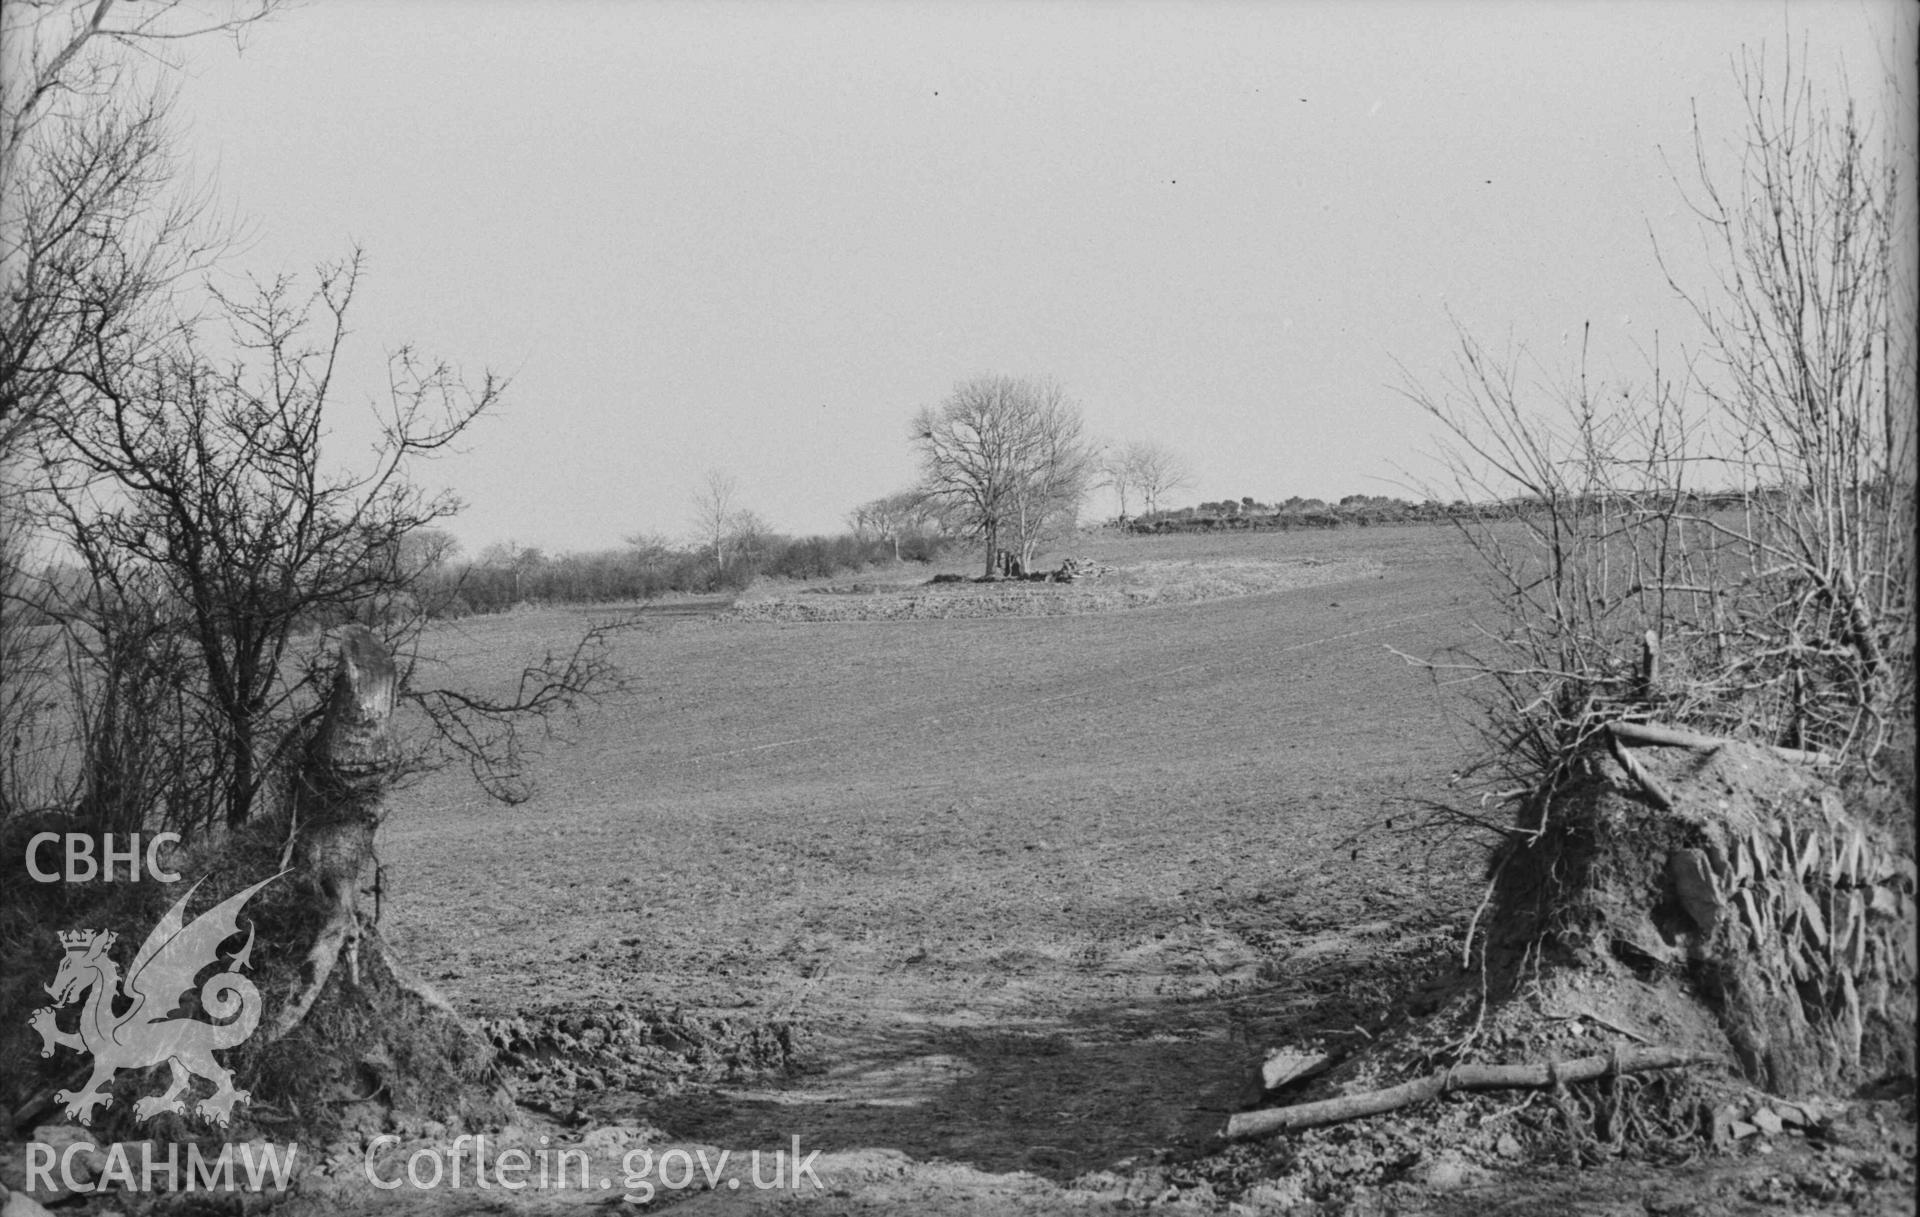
1609,721,1722,750
1608,721,1833,766
1223,1046,1721,1140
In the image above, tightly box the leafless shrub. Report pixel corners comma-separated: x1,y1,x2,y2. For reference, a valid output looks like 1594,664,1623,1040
1,0,284,827
1399,51,1914,832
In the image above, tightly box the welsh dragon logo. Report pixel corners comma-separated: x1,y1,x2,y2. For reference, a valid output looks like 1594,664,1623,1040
29,873,283,1127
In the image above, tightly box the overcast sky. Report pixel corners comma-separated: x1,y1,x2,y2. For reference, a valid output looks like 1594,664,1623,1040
165,0,1913,554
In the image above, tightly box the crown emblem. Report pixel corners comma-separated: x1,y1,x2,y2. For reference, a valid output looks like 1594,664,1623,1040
58,929,105,951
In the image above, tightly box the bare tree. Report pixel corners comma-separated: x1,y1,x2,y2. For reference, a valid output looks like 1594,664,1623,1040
29,254,619,830
478,538,547,604
1655,48,1915,762
1098,445,1137,519
912,375,1096,577
403,527,460,568
1002,390,1096,570
1,0,284,822
1126,440,1194,517
0,529,67,819
690,468,743,572
623,530,679,576
729,509,778,571
848,488,940,560
1,0,281,445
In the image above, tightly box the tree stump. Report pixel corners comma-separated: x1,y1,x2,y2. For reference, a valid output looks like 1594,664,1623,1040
270,626,397,1040
252,627,507,1132
1487,739,1915,1096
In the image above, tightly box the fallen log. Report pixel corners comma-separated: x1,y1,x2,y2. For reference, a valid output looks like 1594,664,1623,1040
1223,1046,1722,1141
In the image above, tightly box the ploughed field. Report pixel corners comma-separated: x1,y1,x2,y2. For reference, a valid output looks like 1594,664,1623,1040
382,525,1490,1177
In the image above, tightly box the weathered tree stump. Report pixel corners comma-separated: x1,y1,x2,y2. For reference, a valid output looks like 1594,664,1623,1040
1230,732,1913,1149
249,626,505,1130
1488,737,1915,1096
270,626,398,1041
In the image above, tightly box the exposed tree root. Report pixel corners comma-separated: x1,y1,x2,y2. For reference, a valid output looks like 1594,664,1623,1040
1608,730,1676,810
267,884,359,1042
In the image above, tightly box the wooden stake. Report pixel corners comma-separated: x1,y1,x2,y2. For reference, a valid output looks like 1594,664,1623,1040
1639,630,1661,703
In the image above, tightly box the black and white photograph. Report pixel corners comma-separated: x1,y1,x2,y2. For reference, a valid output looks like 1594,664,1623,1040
2,1,1915,1212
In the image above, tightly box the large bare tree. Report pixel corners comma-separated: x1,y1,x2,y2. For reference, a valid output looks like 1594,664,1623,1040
912,375,1096,576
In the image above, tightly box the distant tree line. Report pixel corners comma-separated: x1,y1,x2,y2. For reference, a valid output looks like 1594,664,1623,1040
4,513,951,634
403,520,950,619
1127,494,1447,532
1126,489,1763,533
